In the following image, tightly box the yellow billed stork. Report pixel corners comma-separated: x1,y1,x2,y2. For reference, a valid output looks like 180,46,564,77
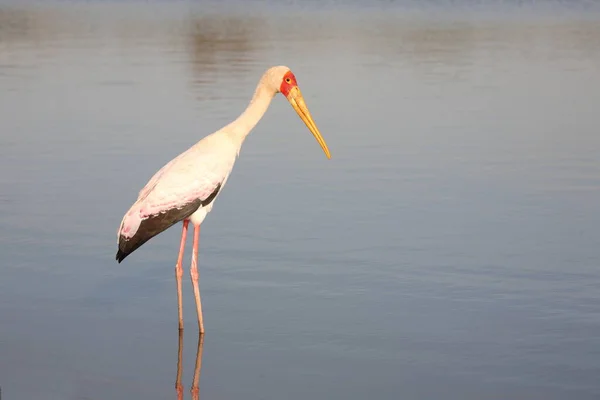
116,66,331,333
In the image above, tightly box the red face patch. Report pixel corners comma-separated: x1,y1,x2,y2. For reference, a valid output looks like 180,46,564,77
279,70,297,97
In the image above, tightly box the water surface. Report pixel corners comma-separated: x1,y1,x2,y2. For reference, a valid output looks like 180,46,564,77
1,1,600,399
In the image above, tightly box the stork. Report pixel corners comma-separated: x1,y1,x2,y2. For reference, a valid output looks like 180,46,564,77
116,66,331,333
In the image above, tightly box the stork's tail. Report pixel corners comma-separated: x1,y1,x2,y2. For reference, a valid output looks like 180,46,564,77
116,248,128,263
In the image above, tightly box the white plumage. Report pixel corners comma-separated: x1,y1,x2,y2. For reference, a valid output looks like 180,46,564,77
115,65,331,333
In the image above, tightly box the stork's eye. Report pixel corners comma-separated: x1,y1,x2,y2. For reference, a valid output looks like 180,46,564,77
285,77,291,84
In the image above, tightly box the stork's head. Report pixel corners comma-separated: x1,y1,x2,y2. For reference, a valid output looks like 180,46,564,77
263,65,331,159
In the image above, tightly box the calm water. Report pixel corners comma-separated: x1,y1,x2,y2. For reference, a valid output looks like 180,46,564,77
1,1,600,399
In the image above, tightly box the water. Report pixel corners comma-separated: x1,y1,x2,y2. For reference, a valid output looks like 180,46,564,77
1,1,600,399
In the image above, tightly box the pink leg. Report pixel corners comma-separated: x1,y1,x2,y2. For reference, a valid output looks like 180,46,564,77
175,220,189,331
190,224,205,333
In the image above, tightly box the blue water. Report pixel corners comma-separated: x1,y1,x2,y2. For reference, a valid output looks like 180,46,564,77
1,1,599,399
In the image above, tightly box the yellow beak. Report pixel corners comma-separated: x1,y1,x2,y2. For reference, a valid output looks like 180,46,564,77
286,86,331,159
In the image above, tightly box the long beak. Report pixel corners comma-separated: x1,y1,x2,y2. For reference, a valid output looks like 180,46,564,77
286,86,331,159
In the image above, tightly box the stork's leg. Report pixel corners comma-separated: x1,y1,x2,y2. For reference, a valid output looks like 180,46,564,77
190,224,205,333
175,220,189,331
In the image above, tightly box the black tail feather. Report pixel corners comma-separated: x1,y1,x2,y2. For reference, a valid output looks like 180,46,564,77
116,248,128,263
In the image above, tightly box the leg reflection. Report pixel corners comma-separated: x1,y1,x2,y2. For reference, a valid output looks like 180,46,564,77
191,333,205,400
175,330,205,400
175,330,184,400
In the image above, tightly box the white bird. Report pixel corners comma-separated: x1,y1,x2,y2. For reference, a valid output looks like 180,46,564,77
116,66,331,333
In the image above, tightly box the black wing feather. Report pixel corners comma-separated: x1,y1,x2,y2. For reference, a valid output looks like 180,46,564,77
116,183,222,263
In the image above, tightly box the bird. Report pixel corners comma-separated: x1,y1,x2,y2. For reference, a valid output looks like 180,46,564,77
116,65,331,333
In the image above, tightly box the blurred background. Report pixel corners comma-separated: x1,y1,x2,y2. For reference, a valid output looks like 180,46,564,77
0,0,599,399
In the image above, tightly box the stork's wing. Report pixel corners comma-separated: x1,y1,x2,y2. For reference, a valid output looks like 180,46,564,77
117,142,236,262
138,151,228,216
136,154,181,201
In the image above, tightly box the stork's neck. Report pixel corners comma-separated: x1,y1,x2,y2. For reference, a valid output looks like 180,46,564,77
225,80,276,144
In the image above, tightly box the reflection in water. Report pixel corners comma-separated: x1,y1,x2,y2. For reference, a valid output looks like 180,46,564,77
2,5,599,77
1,2,600,400
0,7,55,44
354,18,600,79
191,334,205,400
187,16,262,77
185,15,264,106
176,332,205,400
